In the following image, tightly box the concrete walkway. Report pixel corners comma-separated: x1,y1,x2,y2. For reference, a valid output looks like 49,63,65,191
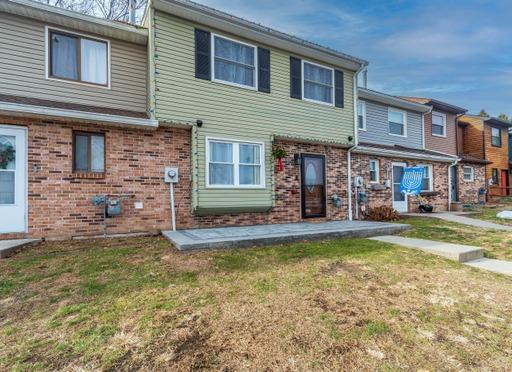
406,212,512,231
164,220,410,251
371,235,512,276
0,239,40,258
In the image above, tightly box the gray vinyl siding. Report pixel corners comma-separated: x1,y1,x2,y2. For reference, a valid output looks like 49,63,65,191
0,13,147,113
359,99,423,149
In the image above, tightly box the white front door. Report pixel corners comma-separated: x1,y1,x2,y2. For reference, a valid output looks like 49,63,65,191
0,126,27,233
392,162,408,213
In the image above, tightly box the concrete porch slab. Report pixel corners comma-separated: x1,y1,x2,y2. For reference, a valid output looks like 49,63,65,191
0,239,40,259
465,258,512,276
370,236,483,263
163,221,410,251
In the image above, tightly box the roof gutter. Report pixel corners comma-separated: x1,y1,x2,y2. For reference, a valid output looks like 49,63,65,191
0,102,159,129
354,145,458,163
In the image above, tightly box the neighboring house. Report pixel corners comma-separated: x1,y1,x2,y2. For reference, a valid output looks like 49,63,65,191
353,88,457,214
144,0,366,226
0,0,367,240
402,97,486,206
458,114,512,199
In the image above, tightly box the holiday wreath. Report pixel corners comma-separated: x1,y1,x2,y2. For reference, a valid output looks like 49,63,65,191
0,143,15,169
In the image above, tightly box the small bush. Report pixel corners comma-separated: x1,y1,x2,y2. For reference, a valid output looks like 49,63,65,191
366,206,401,221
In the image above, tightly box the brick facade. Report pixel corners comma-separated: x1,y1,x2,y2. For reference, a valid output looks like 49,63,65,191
351,153,450,214
456,163,486,204
0,117,349,240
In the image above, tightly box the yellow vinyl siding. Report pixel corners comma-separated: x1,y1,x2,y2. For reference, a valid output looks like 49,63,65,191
153,11,355,213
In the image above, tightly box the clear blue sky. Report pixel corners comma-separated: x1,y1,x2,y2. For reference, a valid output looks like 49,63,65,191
198,0,511,117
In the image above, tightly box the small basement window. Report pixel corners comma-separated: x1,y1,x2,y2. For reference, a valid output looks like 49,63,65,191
463,166,474,182
48,28,109,86
73,132,105,173
369,159,379,182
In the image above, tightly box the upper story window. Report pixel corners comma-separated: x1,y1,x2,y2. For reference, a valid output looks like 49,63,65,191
491,127,502,147
212,34,256,89
48,28,109,87
357,101,366,130
431,111,446,137
388,108,407,137
463,166,474,182
302,61,334,105
418,164,433,192
369,159,379,182
207,138,264,188
73,132,105,173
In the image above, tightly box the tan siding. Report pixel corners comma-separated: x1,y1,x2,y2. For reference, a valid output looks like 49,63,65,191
460,116,484,159
424,111,458,155
0,13,147,113
153,12,355,211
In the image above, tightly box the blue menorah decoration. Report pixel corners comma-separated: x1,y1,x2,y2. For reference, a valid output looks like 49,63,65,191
400,167,425,196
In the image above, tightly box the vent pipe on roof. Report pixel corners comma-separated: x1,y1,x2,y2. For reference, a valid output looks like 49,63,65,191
128,0,136,24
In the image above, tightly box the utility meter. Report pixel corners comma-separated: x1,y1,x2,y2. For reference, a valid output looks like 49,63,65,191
165,167,179,183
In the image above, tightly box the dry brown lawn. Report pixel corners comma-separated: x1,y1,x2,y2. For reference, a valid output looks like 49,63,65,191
1,234,512,371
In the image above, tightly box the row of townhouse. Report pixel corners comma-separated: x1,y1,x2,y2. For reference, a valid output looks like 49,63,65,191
0,0,509,240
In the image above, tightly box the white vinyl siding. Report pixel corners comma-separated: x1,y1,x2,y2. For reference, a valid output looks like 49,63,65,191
463,166,474,182
212,34,256,89
302,60,334,105
388,108,407,137
206,138,264,188
431,111,446,137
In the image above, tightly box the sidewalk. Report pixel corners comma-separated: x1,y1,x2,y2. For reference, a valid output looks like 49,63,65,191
406,212,512,231
371,235,512,276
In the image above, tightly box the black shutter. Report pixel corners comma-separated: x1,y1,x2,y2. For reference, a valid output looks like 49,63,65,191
258,47,270,93
290,57,302,99
195,28,211,80
334,70,344,108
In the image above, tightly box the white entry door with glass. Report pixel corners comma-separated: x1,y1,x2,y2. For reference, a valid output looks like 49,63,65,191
392,162,408,213
0,126,27,233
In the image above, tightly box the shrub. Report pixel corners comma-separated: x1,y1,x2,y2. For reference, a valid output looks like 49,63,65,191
366,206,401,221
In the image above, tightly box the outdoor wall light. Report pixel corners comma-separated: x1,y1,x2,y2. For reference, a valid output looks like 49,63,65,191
196,119,203,127
348,135,353,142
294,154,301,165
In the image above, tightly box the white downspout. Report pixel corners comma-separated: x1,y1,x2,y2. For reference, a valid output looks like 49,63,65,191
348,65,366,221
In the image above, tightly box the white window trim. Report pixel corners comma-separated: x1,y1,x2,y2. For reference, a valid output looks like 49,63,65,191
417,164,433,192
44,26,111,90
211,33,258,91
357,101,367,131
301,59,335,106
388,108,408,138
431,111,447,138
369,159,379,183
463,166,475,182
205,137,266,189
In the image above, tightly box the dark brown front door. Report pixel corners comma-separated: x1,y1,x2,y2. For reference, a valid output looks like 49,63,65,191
301,154,326,218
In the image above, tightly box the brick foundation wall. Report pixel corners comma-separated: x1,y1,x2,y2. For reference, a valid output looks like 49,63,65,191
351,153,450,214
0,117,349,239
457,163,486,204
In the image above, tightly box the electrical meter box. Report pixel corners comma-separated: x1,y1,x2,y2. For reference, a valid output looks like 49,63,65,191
164,167,179,183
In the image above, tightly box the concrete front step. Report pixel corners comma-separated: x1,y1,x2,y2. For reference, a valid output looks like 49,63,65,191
164,221,410,251
0,239,41,258
465,258,512,276
370,236,484,263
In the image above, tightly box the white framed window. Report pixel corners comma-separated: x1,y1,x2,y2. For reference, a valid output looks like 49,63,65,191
357,101,367,130
206,138,265,188
369,159,379,183
388,108,407,137
491,127,502,147
418,164,433,192
431,111,446,137
212,34,257,90
46,26,110,88
302,60,334,105
463,166,474,182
